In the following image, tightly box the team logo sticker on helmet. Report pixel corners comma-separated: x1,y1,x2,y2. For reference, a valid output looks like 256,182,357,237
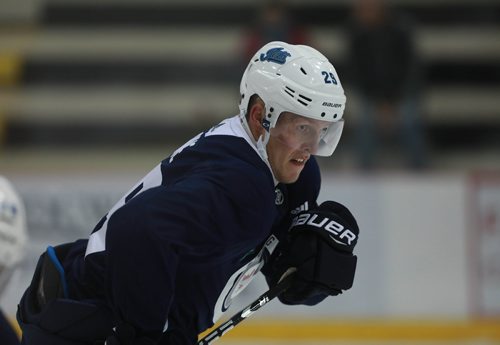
260,47,291,64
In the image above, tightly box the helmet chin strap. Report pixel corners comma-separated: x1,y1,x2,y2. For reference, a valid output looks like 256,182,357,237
239,113,278,185
255,131,270,162
256,133,279,186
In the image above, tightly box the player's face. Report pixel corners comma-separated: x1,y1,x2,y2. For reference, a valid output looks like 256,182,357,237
267,112,330,183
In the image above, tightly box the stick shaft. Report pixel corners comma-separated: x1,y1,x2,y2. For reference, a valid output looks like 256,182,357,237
198,274,293,345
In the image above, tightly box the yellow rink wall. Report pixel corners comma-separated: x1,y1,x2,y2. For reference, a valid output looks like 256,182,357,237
10,316,500,342
201,318,500,343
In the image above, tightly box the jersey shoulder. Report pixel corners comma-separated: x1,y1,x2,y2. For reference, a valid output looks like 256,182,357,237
162,116,275,197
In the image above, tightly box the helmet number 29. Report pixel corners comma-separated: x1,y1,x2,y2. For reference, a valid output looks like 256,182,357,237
321,71,338,85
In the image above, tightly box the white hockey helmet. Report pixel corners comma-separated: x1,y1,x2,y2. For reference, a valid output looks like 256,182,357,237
0,176,28,292
239,41,346,156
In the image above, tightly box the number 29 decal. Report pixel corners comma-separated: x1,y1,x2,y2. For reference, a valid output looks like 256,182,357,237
322,71,338,85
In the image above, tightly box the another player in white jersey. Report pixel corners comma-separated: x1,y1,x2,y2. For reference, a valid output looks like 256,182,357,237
0,176,28,345
18,41,359,345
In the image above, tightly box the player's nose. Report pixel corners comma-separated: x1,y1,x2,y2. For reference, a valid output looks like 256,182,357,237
301,139,319,155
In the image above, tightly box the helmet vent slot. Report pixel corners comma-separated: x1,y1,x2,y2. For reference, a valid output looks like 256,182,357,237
284,86,296,98
300,67,307,75
298,94,312,106
298,94,312,102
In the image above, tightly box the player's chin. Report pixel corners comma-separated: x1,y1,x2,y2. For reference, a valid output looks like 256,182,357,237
279,163,304,183
278,175,300,184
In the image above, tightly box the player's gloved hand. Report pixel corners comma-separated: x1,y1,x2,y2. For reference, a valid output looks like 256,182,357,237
269,201,359,305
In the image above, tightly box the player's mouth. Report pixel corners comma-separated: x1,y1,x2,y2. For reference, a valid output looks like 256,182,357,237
290,157,308,166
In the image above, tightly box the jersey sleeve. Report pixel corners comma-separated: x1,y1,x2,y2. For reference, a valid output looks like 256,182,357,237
103,166,275,340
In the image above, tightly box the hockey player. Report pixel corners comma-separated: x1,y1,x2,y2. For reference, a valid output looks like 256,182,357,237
0,176,28,345
17,41,359,345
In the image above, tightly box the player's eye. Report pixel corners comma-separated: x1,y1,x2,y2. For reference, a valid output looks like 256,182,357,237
297,124,310,133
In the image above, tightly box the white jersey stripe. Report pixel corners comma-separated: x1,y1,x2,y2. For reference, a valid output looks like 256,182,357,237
85,164,163,256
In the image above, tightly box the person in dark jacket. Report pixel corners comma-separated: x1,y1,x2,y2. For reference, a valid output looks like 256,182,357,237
347,0,427,169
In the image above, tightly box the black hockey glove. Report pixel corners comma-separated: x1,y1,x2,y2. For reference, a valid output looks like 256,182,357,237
269,201,359,305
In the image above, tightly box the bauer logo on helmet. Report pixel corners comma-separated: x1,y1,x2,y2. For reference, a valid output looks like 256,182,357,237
322,102,342,108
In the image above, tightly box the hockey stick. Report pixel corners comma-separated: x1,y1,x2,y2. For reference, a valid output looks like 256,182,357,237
198,273,294,345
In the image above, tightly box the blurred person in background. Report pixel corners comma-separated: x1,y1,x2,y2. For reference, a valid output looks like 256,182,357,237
347,0,427,170
242,0,309,62
0,176,28,345
17,42,359,345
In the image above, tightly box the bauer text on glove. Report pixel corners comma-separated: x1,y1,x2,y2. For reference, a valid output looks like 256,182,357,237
269,201,359,305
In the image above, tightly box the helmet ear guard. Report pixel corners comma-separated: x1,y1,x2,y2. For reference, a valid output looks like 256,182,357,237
239,41,347,157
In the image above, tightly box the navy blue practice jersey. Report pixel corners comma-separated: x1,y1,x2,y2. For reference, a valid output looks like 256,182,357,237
62,115,321,343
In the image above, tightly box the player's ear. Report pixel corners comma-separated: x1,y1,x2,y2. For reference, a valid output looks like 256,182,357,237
248,101,266,139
